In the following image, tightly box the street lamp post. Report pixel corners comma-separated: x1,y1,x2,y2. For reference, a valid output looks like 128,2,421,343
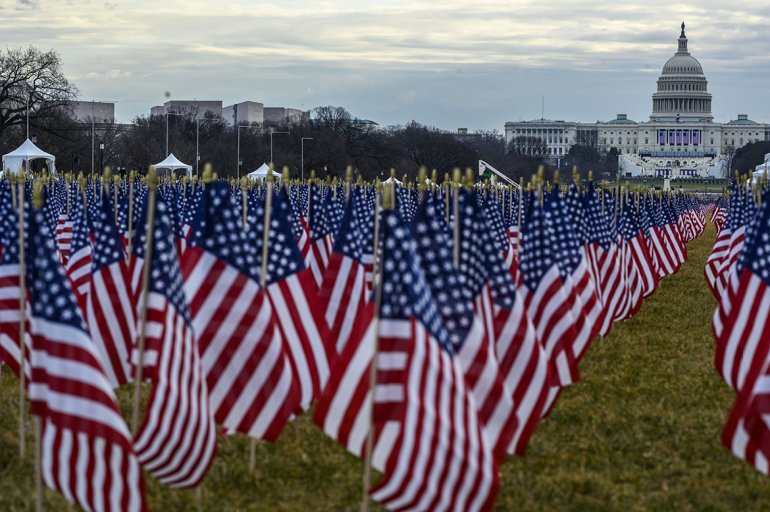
195,118,205,178
236,124,251,180
165,111,183,156
301,137,314,182
99,142,104,173
269,128,289,166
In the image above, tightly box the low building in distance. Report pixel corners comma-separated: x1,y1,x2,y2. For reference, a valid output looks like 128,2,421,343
151,100,223,120
71,101,115,123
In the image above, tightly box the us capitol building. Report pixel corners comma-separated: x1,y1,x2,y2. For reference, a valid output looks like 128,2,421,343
504,23,769,178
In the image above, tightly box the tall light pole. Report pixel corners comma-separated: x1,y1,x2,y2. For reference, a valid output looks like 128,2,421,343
269,128,289,165
195,118,206,178
301,137,313,182
236,124,250,180
165,111,182,156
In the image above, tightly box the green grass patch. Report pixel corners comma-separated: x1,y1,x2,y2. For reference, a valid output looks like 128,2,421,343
2,225,770,510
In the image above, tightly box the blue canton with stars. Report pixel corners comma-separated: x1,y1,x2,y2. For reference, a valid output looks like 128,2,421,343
736,188,770,279
411,193,473,349
132,193,191,324
188,182,259,282
519,192,559,291
544,188,583,279
249,189,306,285
27,207,87,332
581,184,614,252
379,209,451,352
332,188,365,262
91,190,125,272
68,193,90,256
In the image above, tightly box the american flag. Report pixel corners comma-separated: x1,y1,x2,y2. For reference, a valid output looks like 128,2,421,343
252,189,333,410
86,190,134,388
714,187,756,389
65,192,92,312
545,187,603,359
482,193,551,455
621,195,659,299
131,194,217,488
182,181,300,440
370,209,499,512
615,196,645,320
318,187,370,354
582,184,623,337
26,202,146,512
287,185,312,260
717,188,770,474
519,192,579,397
0,184,28,380
306,183,335,288
706,194,734,299
416,191,517,462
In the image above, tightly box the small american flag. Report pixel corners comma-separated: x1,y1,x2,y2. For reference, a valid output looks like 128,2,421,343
131,194,217,488
27,201,147,512
183,181,300,441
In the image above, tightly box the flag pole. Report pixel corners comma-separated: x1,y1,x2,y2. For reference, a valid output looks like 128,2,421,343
241,177,249,230
452,167,461,267
251,165,275,471
17,171,27,459
132,167,159,433
361,179,389,512
126,171,135,258
31,182,45,512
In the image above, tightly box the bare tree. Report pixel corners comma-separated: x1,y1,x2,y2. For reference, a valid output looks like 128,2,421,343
0,46,78,138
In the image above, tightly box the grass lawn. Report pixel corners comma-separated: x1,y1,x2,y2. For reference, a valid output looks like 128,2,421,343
2,223,770,510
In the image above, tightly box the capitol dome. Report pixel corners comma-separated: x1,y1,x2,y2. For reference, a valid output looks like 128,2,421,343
661,54,703,75
650,22,713,122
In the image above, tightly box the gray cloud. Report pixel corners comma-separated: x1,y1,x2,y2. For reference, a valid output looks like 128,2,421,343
1,0,769,128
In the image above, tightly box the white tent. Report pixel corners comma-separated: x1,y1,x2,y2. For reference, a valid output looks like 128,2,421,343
2,138,56,176
153,153,192,176
247,163,281,181
382,176,403,185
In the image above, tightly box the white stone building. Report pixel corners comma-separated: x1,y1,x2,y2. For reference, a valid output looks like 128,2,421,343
504,23,770,178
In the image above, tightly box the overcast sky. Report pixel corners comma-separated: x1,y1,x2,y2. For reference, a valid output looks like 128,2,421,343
3,0,770,130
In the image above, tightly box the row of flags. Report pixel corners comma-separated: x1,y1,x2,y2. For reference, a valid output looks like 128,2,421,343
0,173,706,511
707,183,770,474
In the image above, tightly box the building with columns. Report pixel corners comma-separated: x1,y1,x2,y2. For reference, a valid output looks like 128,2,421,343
504,23,770,178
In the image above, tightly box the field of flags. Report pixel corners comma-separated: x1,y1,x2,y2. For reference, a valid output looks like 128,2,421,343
707,182,770,475
0,165,713,511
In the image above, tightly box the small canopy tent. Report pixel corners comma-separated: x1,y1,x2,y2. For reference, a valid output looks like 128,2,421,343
2,138,56,176
153,153,192,177
247,163,281,182
382,176,403,185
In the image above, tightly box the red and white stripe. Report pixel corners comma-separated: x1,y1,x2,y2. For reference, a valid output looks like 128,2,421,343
28,317,146,512
705,226,732,299
370,318,498,512
493,289,550,455
183,249,300,440
87,258,135,388
521,264,579,395
66,242,92,310
0,263,29,381
55,213,74,265
267,270,333,410
132,291,217,488
461,288,517,461
319,250,368,355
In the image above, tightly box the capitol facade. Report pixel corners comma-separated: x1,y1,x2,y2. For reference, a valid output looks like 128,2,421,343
504,23,769,178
